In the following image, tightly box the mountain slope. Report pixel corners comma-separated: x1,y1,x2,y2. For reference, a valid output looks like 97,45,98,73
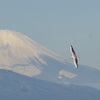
0,69,100,100
0,30,67,76
0,30,100,90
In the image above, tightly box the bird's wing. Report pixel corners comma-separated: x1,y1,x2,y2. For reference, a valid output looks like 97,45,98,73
74,58,78,69
70,45,76,57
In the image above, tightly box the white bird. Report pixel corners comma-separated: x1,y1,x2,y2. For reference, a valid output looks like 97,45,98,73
70,45,79,69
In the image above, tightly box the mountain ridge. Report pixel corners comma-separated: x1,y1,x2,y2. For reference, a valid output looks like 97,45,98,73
0,69,100,100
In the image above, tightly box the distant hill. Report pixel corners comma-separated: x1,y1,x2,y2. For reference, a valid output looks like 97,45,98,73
0,69,100,100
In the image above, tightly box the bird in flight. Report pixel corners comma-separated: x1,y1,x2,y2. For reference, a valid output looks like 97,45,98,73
70,45,79,69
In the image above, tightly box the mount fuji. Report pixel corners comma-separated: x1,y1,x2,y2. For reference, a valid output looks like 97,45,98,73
0,30,68,76
0,30,100,90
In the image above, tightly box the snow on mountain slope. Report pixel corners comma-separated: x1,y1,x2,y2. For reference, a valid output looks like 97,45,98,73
0,30,64,63
0,30,68,77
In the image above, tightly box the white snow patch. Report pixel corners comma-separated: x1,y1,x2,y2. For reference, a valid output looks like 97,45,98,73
0,64,41,77
58,76,62,79
59,70,77,79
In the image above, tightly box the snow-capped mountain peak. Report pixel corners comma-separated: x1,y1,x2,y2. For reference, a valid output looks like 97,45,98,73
0,30,66,60
0,30,68,77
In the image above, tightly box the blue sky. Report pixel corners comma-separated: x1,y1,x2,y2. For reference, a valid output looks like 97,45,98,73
0,0,100,70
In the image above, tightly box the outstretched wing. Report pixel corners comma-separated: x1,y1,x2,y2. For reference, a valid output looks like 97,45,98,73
70,45,78,69
74,58,78,69
70,45,76,57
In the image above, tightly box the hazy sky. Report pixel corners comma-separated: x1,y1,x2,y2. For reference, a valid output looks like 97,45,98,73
0,0,100,70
